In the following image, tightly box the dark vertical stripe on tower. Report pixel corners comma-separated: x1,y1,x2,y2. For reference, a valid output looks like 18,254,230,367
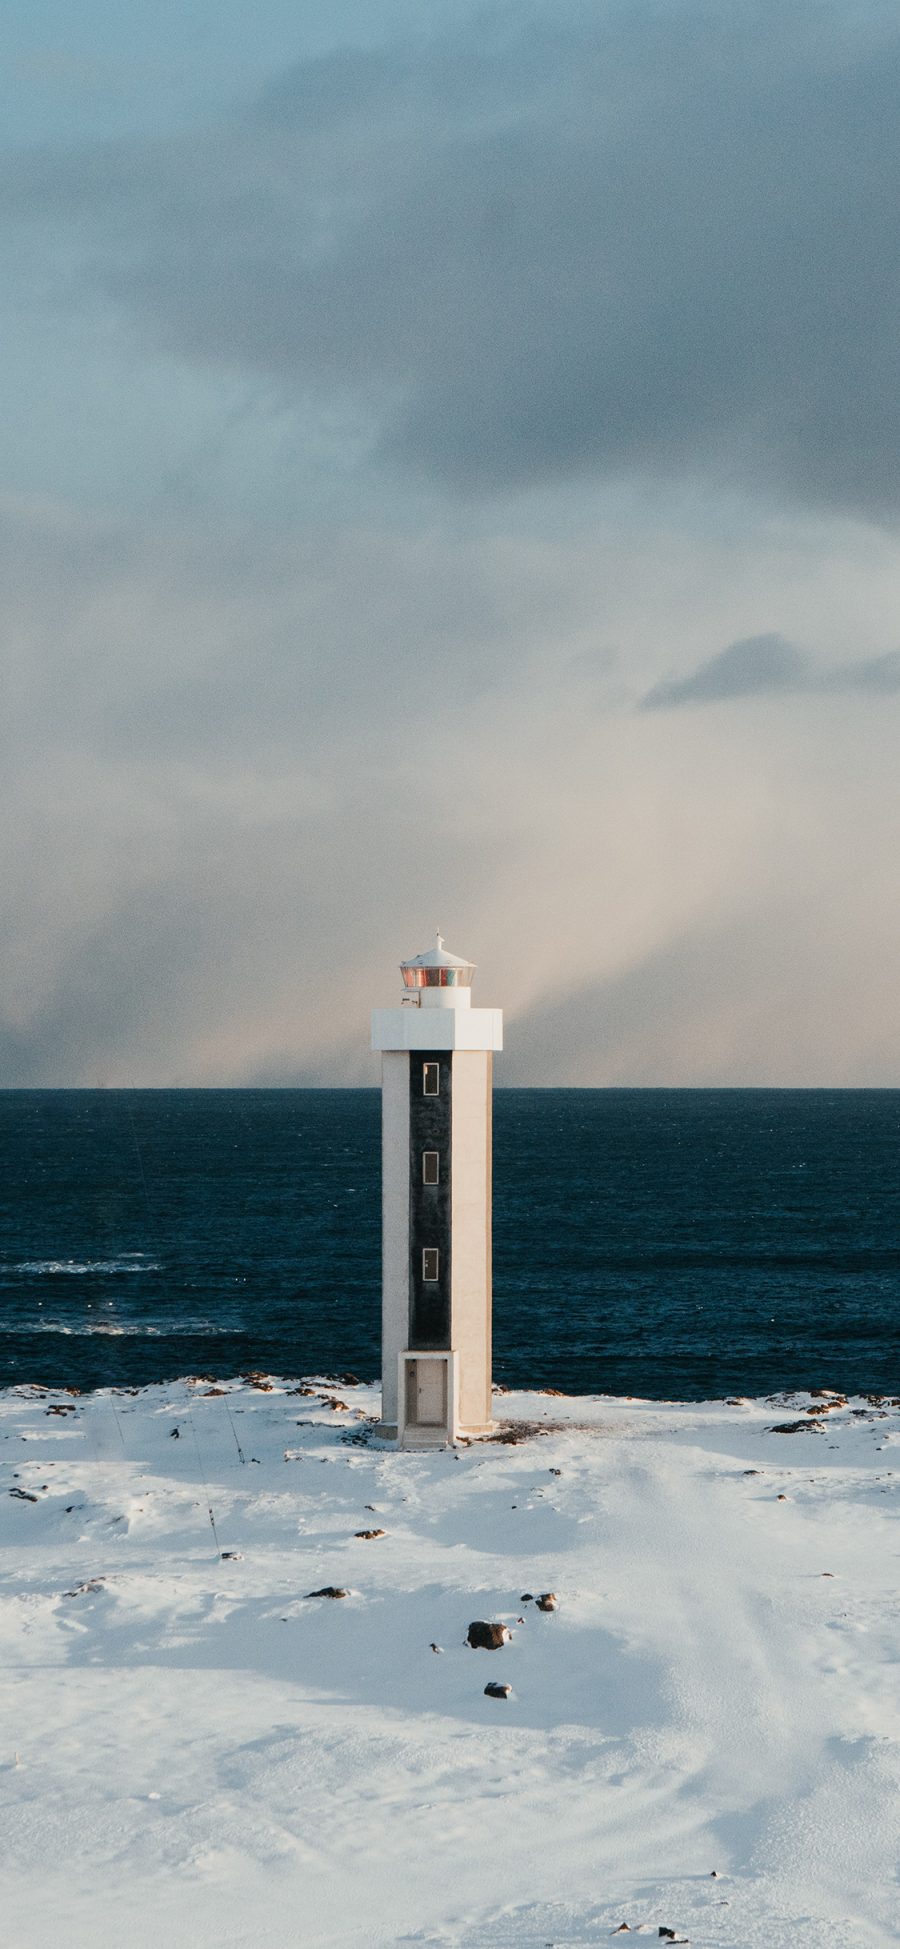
408,1052,451,1347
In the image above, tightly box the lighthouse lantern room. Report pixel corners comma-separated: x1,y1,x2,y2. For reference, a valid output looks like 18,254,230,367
372,935,503,1445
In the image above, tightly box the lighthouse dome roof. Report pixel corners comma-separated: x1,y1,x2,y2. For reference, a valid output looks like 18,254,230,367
399,933,475,989
401,932,474,971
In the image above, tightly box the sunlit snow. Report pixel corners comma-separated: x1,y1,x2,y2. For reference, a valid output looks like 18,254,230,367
2,1379,898,1947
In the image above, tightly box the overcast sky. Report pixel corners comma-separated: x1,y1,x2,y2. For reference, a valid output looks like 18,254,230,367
3,0,900,1085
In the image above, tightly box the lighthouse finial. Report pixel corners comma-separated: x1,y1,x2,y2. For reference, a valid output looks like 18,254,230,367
436,929,443,950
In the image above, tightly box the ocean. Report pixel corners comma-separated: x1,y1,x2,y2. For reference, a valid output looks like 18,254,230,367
1,1088,898,1398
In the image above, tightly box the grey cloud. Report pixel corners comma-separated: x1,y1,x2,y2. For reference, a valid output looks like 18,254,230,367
641,635,807,709
844,651,900,693
3,486,899,1085
2,3,900,514
0,498,552,780
640,636,900,710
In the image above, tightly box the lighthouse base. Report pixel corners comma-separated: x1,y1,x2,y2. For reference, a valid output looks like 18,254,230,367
374,1352,496,1448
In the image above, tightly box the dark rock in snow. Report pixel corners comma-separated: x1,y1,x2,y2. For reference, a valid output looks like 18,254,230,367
520,1593,534,1603
484,1681,511,1699
305,1586,349,1600
536,1592,559,1612
355,1529,386,1539
467,1621,511,1649
769,1420,822,1434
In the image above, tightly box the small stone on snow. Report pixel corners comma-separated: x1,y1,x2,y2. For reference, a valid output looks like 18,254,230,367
467,1621,511,1649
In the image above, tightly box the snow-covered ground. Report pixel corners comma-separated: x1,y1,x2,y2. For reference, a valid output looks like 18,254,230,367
2,1377,899,1948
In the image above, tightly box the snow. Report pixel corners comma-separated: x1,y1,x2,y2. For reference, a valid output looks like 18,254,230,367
2,1377,899,1948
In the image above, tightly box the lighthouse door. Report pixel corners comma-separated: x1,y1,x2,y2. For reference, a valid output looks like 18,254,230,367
407,1357,447,1428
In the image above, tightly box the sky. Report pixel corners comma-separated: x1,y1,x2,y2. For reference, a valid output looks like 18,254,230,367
3,0,900,1086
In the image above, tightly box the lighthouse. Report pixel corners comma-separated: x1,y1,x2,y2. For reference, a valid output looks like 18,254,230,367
372,935,503,1445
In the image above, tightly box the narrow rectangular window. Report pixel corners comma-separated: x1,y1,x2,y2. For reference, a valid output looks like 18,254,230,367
422,1247,439,1282
422,1150,439,1186
423,1061,439,1096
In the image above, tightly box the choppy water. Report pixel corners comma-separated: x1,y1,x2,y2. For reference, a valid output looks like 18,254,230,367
1,1089,898,1397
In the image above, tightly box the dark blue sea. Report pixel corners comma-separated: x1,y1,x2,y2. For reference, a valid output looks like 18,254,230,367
1,1089,898,1399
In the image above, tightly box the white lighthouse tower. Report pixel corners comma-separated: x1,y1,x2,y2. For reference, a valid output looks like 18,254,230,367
372,935,503,1445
